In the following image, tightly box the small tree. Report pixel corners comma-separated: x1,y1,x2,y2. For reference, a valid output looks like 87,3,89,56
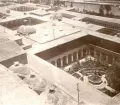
72,61,80,72
106,63,120,91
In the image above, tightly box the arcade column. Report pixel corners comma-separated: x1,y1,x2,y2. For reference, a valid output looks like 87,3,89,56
94,50,97,58
55,60,57,67
71,54,73,62
100,53,102,61
76,51,79,60
88,49,91,56
112,57,115,64
105,55,109,63
66,56,68,65
61,59,63,67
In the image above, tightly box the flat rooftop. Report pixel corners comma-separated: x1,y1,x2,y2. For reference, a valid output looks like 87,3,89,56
28,21,80,44
28,24,120,55
0,4,120,54
0,64,41,105
0,40,24,62
0,14,81,45
0,62,78,105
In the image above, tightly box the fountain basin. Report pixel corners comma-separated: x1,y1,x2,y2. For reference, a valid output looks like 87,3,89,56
88,75,102,85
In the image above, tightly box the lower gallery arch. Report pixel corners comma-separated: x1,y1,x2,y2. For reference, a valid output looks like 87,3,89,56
96,50,100,60
83,48,87,57
101,53,105,62
73,52,77,62
68,54,72,64
51,61,55,65
108,55,113,64
78,50,81,59
57,58,62,68
63,56,67,67
90,48,94,57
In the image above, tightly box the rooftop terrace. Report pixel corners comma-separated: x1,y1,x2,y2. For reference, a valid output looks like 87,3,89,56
0,64,41,105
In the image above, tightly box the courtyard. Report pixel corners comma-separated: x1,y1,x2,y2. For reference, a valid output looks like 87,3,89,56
36,35,120,98
65,57,119,97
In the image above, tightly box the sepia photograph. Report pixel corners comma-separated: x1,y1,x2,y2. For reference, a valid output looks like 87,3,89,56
0,0,120,105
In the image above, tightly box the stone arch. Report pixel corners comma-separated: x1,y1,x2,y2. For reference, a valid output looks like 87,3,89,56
90,47,94,57
83,48,87,57
101,53,106,62
63,56,67,67
57,58,62,68
78,49,81,59
73,52,77,62
68,54,72,64
96,50,100,60
51,61,55,65
108,55,113,64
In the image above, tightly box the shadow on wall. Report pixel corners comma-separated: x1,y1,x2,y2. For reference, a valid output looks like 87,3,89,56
1,53,28,68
